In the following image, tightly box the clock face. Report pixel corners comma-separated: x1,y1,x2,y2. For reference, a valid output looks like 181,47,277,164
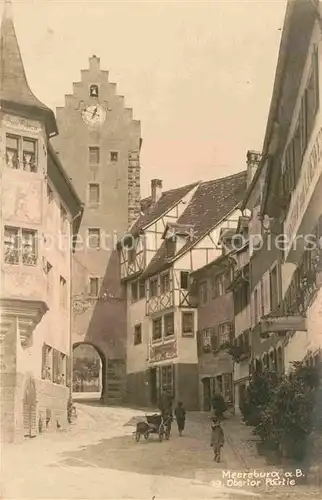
82,104,106,126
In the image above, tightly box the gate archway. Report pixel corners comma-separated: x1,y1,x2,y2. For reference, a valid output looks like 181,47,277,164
23,376,37,438
73,342,106,401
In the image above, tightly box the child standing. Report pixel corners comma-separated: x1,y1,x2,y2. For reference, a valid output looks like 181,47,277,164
210,418,224,462
174,401,186,436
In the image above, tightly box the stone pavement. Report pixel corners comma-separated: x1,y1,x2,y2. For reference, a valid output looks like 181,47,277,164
1,398,321,500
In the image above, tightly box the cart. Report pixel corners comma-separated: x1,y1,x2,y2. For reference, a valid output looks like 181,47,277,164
134,413,171,442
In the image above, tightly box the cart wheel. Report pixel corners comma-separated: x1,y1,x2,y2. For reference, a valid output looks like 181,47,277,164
144,432,149,440
135,432,141,442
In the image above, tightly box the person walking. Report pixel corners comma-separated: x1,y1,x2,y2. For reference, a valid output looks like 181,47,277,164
174,401,186,436
210,418,224,462
158,385,173,437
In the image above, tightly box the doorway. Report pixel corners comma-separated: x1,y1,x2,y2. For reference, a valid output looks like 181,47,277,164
149,367,157,405
23,376,37,438
238,383,246,411
202,377,211,411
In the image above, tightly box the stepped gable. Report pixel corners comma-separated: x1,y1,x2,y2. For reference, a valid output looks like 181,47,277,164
142,171,247,278
130,182,200,236
0,0,57,135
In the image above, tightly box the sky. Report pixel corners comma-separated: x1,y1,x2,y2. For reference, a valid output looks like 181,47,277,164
6,0,287,197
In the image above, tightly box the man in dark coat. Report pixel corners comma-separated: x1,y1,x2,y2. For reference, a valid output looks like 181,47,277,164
158,386,173,436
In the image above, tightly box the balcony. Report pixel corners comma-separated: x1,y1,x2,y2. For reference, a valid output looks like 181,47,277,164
252,314,307,340
0,298,48,346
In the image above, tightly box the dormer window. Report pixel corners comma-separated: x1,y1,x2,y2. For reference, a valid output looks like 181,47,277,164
165,239,176,259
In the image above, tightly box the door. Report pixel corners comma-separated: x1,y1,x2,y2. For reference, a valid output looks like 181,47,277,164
238,384,246,411
149,368,157,405
202,378,211,411
23,377,37,438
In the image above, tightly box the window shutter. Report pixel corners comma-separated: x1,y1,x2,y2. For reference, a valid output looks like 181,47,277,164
197,330,202,357
41,344,47,379
172,364,176,399
211,327,218,352
66,356,71,387
53,349,58,384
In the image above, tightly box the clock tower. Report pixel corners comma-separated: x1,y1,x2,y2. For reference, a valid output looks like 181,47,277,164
53,55,142,403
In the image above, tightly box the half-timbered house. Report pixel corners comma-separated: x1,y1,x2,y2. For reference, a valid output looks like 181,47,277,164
120,172,247,410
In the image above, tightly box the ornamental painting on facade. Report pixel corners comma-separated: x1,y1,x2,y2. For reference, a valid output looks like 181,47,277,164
149,341,177,363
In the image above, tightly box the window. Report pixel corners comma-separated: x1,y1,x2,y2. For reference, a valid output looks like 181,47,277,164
131,281,138,302
89,183,100,204
41,344,52,380
110,151,118,162
160,272,170,294
90,84,99,98
22,138,37,172
4,226,19,264
306,48,319,146
218,322,232,346
180,271,189,290
21,229,37,265
182,312,194,336
89,146,100,164
150,277,158,298
202,329,212,349
60,205,67,234
270,266,279,312
165,239,176,259
60,276,67,308
164,312,174,337
88,228,100,248
5,134,38,172
139,279,145,299
6,134,19,169
152,317,162,341
212,273,226,298
89,277,99,297
199,281,208,305
160,364,174,397
4,227,37,266
134,324,142,345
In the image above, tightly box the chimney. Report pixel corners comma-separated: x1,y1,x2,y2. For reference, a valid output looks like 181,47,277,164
246,150,262,187
151,179,162,204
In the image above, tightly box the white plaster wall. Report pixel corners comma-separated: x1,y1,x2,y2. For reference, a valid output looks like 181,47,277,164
16,178,71,376
235,304,251,336
126,284,148,374
284,287,322,372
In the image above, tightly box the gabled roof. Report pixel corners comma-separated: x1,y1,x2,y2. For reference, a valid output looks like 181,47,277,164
130,182,199,236
141,171,247,278
0,1,57,136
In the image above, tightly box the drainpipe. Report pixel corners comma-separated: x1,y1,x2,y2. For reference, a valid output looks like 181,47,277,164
68,209,83,405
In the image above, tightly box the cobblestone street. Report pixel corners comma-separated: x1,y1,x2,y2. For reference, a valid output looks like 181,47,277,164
1,395,321,500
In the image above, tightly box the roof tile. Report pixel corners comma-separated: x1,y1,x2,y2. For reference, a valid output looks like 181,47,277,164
142,171,247,278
